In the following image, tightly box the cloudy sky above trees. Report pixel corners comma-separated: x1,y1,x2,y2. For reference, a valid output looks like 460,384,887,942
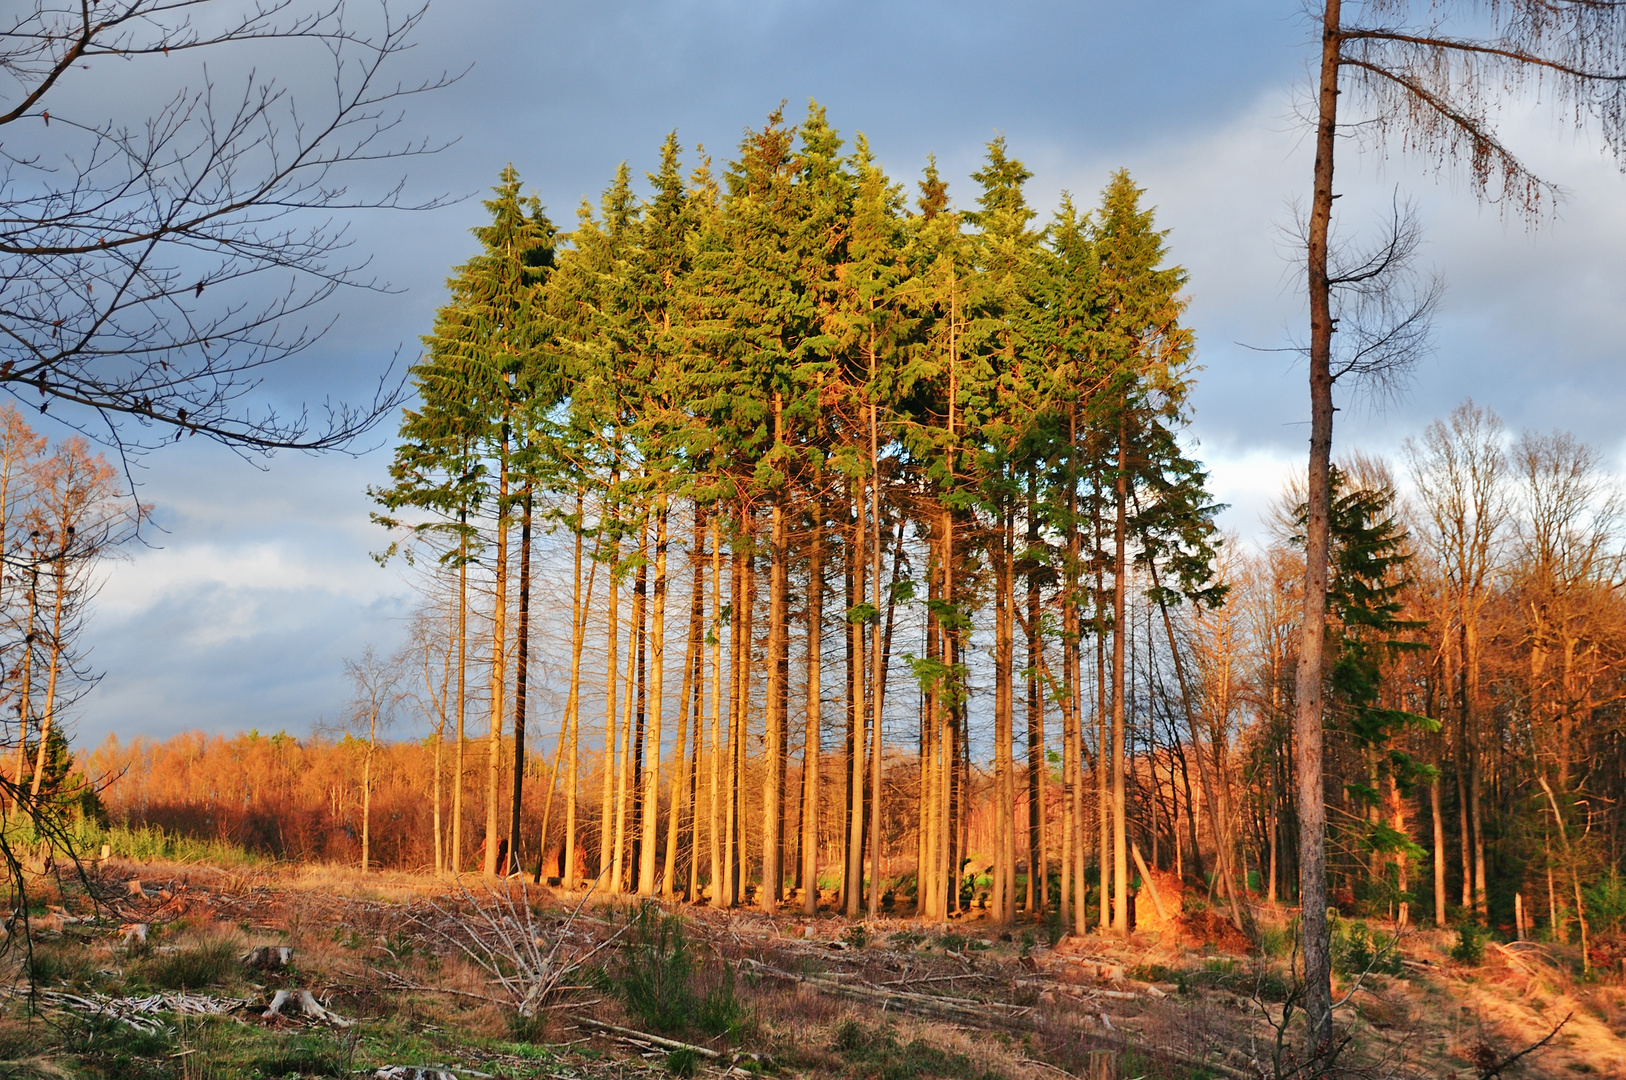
74,0,1626,744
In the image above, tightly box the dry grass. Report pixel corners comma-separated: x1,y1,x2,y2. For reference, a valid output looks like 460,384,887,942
6,856,1623,1079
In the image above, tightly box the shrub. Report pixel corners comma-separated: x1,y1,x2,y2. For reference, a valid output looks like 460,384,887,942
842,923,870,949
1257,923,1294,960
1042,905,1065,947
1584,870,1626,934
1332,918,1403,976
617,904,695,1034
1450,921,1487,966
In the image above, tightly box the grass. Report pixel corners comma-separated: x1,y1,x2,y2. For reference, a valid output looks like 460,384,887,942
97,823,262,867
0,817,263,868
827,1019,1003,1080
145,938,241,991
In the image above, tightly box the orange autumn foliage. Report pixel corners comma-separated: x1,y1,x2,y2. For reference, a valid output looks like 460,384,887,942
83,730,561,872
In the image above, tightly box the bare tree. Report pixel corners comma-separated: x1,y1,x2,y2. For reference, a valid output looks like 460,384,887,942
346,643,402,873
22,437,140,798
1293,0,1626,1055
0,0,454,456
1404,400,1508,924
403,595,455,874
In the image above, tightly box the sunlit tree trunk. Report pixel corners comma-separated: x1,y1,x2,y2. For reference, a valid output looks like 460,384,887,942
1292,0,1342,1045
865,386,884,920
802,512,824,916
482,427,511,879
508,486,533,874
846,482,866,918
638,499,669,896
663,513,703,898
613,521,646,893
1110,425,1129,935
599,526,622,893
453,509,468,875
763,433,787,911
708,516,724,906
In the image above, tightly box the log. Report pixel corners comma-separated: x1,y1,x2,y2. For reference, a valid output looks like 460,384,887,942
1130,844,1168,922
570,1016,721,1059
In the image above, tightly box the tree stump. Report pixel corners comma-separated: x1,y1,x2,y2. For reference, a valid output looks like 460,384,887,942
1086,1049,1118,1080
241,945,294,970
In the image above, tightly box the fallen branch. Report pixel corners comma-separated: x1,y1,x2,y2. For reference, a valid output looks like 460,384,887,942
1477,1012,1571,1079
4,987,248,1034
569,1015,722,1060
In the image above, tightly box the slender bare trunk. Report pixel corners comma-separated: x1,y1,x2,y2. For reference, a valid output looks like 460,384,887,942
361,711,376,873
1294,0,1343,1049
763,437,786,911
613,522,646,893
663,512,703,897
483,430,510,879
866,386,884,920
638,500,669,896
709,515,724,906
453,517,468,875
846,483,866,918
599,526,621,891
29,560,67,801
803,512,824,915
508,487,533,874
559,491,595,889
1111,422,1129,936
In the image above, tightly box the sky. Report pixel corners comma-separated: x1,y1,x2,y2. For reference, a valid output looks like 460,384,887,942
35,0,1626,746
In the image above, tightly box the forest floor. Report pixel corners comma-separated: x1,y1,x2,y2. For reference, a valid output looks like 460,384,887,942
0,859,1622,1080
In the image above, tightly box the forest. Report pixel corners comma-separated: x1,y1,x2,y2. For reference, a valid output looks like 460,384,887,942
80,104,1626,968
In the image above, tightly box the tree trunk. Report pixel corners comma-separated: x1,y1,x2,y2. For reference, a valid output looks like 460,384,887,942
763,451,786,911
613,525,645,894
1026,491,1047,914
362,718,376,873
865,391,884,920
994,503,1016,924
1294,0,1343,1051
454,512,468,875
558,490,595,889
508,486,533,875
803,512,824,916
664,512,704,898
846,483,866,918
638,500,669,896
708,515,724,906
29,559,67,801
599,525,622,892
1111,422,1129,936
721,538,744,908
482,429,511,880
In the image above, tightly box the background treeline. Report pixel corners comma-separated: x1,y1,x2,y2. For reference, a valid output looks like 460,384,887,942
81,106,1626,958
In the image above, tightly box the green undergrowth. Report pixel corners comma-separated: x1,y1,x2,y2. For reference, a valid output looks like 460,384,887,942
2,817,263,868
611,904,753,1045
827,1019,1002,1080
